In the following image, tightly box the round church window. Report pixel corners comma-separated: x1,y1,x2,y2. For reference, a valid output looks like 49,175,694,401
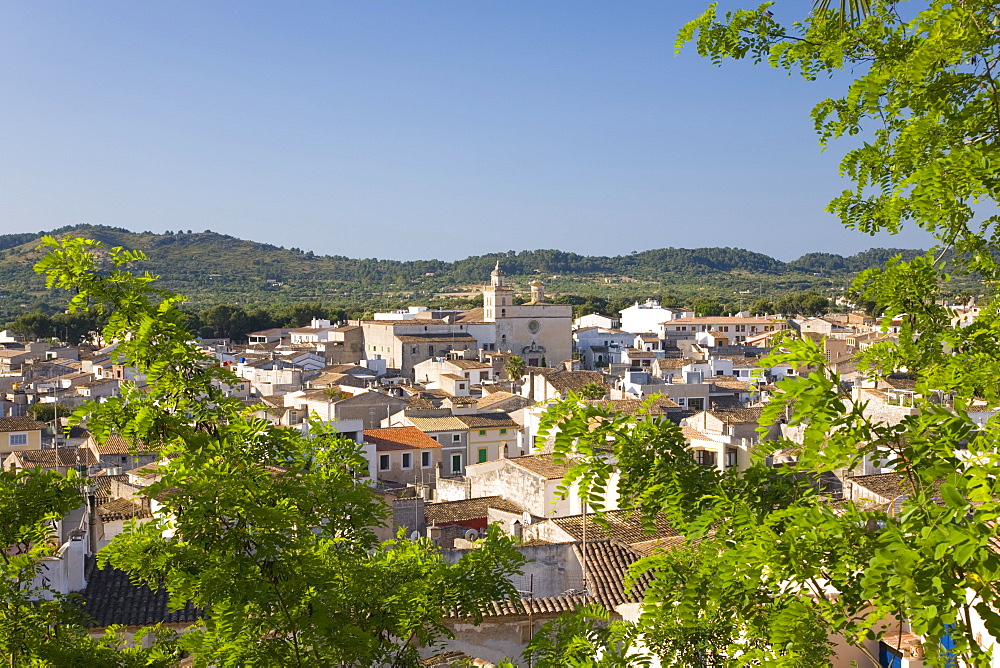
528,319,540,334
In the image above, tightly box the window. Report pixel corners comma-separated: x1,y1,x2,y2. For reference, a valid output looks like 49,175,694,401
401,453,412,469
452,434,461,442
421,451,431,468
499,428,507,434
695,450,716,467
379,454,390,471
8,434,26,446
428,345,435,355
725,448,738,468
478,448,488,463
479,430,486,435
451,453,462,474
459,383,466,390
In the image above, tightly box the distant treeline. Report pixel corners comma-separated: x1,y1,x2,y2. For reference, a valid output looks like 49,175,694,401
0,224,927,287
0,225,963,324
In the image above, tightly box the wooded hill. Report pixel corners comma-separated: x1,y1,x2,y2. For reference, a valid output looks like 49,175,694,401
0,224,932,317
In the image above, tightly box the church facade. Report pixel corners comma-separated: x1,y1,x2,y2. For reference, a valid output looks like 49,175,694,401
482,263,572,367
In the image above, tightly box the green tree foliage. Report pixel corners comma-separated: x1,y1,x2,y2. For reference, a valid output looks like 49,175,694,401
34,236,526,666
7,311,103,345
504,355,527,387
577,383,609,401
774,290,829,316
531,2,1000,665
0,223,940,323
26,402,70,424
0,467,178,665
519,603,651,667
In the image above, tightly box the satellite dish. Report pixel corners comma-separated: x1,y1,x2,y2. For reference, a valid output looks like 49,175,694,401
409,530,421,541
521,511,532,526
464,529,479,542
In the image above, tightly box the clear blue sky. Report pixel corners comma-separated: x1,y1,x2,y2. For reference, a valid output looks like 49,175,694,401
0,1,933,261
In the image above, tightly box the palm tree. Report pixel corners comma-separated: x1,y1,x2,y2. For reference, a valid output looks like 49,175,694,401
812,0,871,29
504,356,526,393
321,386,344,423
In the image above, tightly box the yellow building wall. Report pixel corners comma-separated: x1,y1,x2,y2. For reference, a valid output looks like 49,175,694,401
467,427,518,464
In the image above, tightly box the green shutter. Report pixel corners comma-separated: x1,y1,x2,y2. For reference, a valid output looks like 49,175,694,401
478,448,488,463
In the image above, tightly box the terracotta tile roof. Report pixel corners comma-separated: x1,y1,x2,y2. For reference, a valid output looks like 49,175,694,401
319,373,369,388
406,397,437,410
477,392,530,410
880,376,917,390
80,560,200,627
450,595,588,619
364,426,442,451
440,373,467,381
879,632,925,659
322,364,371,375
0,417,46,432
91,474,129,503
423,496,525,524
445,359,492,369
656,358,696,369
630,535,689,556
11,447,98,468
575,540,652,608
128,460,166,481
706,407,764,424
681,425,713,441
454,308,486,324
456,413,520,429
444,395,479,406
98,498,152,522
406,415,469,432
544,370,610,392
551,509,680,545
90,433,153,455
712,378,753,391
506,454,571,480
849,473,909,502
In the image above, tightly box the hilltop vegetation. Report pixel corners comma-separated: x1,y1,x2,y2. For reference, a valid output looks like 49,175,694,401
0,224,947,323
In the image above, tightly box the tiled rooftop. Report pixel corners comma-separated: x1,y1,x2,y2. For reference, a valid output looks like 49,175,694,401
80,560,200,627
0,417,46,433
551,508,680,545
364,426,441,451
575,540,652,608
506,454,571,480
423,496,525,524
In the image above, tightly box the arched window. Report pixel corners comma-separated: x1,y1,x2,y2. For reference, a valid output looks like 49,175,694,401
501,309,506,317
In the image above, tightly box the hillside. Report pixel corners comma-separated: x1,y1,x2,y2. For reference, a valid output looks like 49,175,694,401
0,224,932,318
